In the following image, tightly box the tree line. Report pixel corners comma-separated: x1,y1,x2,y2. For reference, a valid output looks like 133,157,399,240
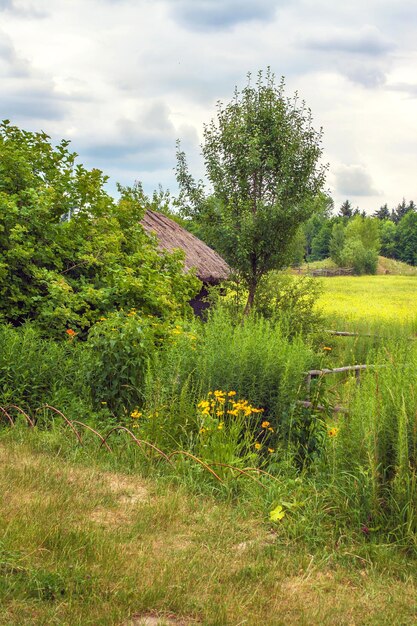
297,196,417,272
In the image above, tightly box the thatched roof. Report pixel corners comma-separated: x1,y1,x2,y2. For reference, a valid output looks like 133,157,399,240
141,209,230,284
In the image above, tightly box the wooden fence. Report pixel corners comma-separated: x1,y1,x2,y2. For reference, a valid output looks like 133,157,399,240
299,364,372,414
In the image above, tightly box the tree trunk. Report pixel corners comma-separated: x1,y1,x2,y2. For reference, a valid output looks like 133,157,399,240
243,281,257,316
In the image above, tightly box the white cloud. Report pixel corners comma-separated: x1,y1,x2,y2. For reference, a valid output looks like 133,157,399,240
0,0,415,210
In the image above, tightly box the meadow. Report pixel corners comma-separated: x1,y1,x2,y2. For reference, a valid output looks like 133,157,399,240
318,275,417,325
2,275,417,625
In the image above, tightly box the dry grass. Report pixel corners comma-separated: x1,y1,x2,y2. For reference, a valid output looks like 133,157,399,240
1,439,416,625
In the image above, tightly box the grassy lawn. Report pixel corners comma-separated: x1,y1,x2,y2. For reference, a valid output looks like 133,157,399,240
1,431,417,626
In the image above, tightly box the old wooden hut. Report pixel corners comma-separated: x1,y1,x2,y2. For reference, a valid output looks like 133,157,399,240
141,209,231,316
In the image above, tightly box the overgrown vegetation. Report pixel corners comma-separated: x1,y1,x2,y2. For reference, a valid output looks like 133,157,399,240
2,110,417,623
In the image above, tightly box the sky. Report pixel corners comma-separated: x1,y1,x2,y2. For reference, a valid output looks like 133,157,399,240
1,0,416,213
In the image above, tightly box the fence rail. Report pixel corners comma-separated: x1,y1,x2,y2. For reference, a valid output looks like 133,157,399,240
301,363,372,414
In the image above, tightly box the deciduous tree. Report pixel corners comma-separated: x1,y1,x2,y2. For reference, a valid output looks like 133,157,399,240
176,70,326,313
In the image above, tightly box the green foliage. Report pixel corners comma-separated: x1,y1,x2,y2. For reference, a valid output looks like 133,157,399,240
254,272,324,337
310,222,332,260
303,193,334,260
338,216,380,274
374,203,391,220
288,227,306,266
345,215,380,251
331,341,417,545
83,310,162,413
391,198,416,224
341,239,378,274
396,210,417,265
176,69,326,312
141,308,314,452
379,220,398,259
329,222,346,266
338,200,353,218
0,324,93,420
194,391,267,468
0,121,199,336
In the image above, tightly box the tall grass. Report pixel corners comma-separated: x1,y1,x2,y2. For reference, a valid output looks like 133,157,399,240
0,325,93,420
142,308,315,449
328,339,417,547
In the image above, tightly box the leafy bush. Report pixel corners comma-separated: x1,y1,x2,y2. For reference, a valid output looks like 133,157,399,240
254,272,324,337
338,216,380,275
341,238,378,275
84,310,165,413
0,121,199,336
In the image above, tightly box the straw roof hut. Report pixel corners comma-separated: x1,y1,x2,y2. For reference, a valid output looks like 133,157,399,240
141,209,231,315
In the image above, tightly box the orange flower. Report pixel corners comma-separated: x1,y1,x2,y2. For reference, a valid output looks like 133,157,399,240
66,328,76,338
323,346,332,351
261,421,270,428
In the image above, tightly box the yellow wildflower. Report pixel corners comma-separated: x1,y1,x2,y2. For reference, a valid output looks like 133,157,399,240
268,448,275,453
227,391,236,397
217,422,224,430
323,346,332,351
261,421,270,428
254,442,262,450
130,410,142,419
328,427,339,437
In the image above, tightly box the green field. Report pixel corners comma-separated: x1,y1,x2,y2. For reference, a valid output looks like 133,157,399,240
318,275,417,324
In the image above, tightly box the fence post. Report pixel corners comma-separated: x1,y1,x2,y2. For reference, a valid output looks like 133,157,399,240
305,373,312,400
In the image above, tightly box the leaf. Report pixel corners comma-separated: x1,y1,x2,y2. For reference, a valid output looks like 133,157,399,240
269,504,286,522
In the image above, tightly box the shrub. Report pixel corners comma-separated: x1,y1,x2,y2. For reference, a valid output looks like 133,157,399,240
341,238,378,275
0,122,199,337
83,310,165,414
254,272,324,337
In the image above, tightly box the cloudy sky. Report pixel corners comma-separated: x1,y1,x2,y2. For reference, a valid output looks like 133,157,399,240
1,0,416,212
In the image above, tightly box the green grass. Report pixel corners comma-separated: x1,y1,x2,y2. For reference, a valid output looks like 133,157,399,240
1,429,417,626
377,256,417,276
3,273,417,624
317,275,417,325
